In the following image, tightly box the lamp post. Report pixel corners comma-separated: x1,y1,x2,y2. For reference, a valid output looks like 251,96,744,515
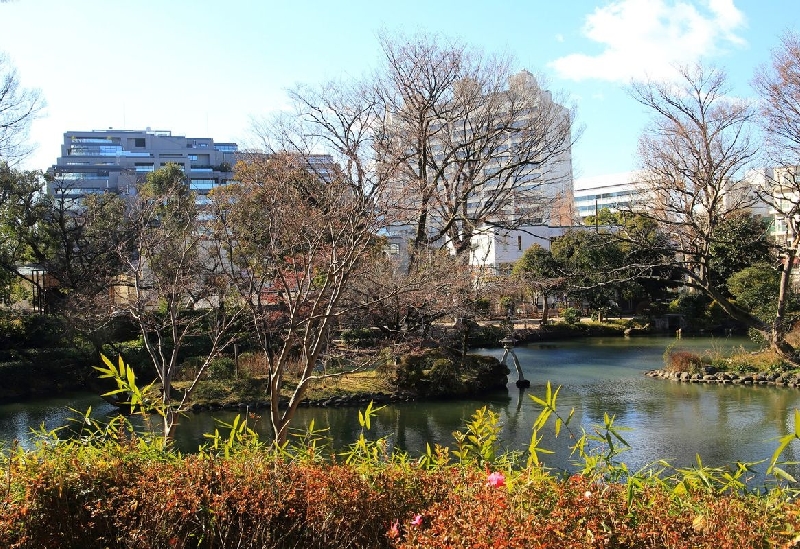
500,336,529,388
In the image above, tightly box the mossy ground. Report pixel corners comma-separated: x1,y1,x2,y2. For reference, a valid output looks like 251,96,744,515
174,370,394,406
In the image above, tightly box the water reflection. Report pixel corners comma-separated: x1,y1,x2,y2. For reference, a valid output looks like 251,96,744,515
2,336,800,481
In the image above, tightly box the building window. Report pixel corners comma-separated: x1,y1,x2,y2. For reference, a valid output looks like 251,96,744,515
71,137,114,144
214,144,237,152
69,145,123,156
188,155,198,161
190,179,215,190
134,138,146,148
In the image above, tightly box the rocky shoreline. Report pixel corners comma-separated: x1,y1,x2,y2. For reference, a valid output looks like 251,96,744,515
645,369,800,388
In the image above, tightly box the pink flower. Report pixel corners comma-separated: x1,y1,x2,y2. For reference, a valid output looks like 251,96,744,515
486,471,506,488
388,520,400,539
411,513,424,526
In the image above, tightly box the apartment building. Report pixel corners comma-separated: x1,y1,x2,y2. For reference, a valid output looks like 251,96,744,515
48,128,239,200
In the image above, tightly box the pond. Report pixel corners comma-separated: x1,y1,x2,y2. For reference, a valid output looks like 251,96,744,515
2,335,799,481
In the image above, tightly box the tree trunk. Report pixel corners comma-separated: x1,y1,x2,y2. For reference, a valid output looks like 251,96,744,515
772,244,799,361
541,295,549,325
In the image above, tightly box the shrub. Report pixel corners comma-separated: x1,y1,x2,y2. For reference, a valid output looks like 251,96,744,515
5,398,800,549
666,350,704,373
341,327,376,347
208,356,237,380
192,380,231,402
561,307,581,325
391,349,507,397
473,297,491,316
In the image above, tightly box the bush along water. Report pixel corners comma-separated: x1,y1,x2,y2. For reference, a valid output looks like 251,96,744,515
4,359,800,547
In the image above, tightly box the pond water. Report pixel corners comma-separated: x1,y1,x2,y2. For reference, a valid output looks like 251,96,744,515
3,335,800,481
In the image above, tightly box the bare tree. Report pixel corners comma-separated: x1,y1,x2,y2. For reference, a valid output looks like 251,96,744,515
752,31,800,351
115,164,240,444
374,33,577,259
342,244,477,338
261,32,577,270
0,53,44,163
629,64,795,351
208,154,383,445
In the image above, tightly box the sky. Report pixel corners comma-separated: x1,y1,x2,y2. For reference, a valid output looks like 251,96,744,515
0,0,797,180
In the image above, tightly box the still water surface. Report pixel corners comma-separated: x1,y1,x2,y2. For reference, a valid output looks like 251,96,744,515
3,336,800,479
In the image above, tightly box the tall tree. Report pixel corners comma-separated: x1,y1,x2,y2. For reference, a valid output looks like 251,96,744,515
550,229,626,322
373,33,577,258
627,64,792,350
0,53,44,163
208,154,382,445
39,189,132,346
707,212,774,294
752,31,800,352
265,32,577,268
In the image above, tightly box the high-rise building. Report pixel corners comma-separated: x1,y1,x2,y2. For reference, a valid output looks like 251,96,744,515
573,171,651,220
48,129,239,200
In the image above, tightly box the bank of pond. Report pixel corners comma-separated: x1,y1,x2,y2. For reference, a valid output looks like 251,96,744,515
5,335,800,546
3,336,800,477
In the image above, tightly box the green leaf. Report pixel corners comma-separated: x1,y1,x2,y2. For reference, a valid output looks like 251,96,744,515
768,433,796,473
771,466,797,483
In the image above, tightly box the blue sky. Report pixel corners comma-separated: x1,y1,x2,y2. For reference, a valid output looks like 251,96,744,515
1,0,797,179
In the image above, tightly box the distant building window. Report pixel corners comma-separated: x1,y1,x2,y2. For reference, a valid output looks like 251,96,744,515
69,145,123,156
71,137,114,144
188,155,198,161
214,144,238,152
134,138,146,148
190,179,215,190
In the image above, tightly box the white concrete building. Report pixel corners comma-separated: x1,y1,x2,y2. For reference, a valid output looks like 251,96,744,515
573,171,651,220
468,224,570,275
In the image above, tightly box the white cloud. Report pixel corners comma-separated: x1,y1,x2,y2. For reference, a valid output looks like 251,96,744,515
549,0,746,82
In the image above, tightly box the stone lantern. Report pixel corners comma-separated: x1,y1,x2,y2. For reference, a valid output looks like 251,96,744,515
500,336,530,388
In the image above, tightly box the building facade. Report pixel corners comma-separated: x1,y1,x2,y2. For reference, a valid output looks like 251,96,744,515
49,129,239,200
573,171,652,221
468,223,571,275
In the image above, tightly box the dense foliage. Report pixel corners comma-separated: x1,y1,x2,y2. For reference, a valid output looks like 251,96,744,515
3,398,800,549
